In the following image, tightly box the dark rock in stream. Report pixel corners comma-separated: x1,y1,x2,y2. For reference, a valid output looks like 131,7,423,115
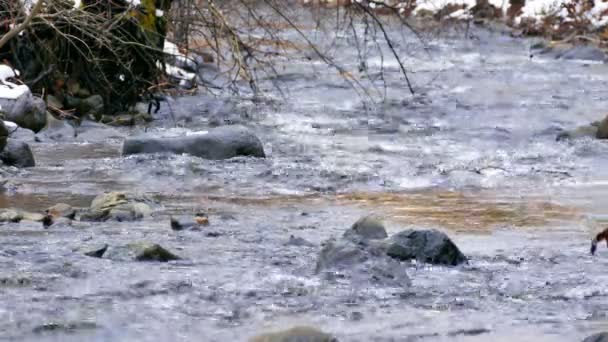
0,95,47,132
250,326,337,342
583,332,608,342
103,242,181,262
0,120,7,152
0,139,35,167
46,203,76,220
387,229,467,266
122,125,265,160
170,213,209,230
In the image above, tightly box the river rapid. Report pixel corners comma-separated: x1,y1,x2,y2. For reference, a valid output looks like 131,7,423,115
1,8,608,342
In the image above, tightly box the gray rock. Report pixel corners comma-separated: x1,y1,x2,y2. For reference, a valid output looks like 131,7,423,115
387,229,467,266
315,236,409,286
583,332,608,342
80,192,152,222
250,326,337,342
1,95,47,132
344,215,388,240
285,235,315,247
170,214,209,230
0,209,22,223
46,203,76,220
122,125,265,160
0,120,7,152
103,242,180,262
0,139,35,167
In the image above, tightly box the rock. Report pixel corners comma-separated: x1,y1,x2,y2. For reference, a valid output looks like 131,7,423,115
65,94,104,117
170,214,209,230
103,243,180,262
556,124,598,141
583,332,608,342
5,122,36,143
0,139,35,167
315,238,370,273
122,125,266,160
83,244,108,258
344,215,388,240
0,92,47,132
0,209,22,223
0,120,7,152
386,229,467,266
80,192,152,222
250,326,337,342
46,203,76,220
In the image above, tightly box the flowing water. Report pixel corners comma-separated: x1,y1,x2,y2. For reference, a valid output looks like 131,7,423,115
2,10,608,342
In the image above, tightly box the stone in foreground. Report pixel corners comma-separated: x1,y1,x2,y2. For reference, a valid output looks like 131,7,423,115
0,139,35,167
122,125,265,160
250,326,337,342
387,229,467,266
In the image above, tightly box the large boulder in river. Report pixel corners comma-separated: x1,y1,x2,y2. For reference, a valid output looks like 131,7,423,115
0,120,7,152
101,242,181,262
122,125,265,160
0,139,35,167
386,229,467,266
80,192,152,222
583,332,608,342
250,326,337,342
0,95,47,133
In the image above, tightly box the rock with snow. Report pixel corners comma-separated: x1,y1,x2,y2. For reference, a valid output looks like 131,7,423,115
0,65,46,132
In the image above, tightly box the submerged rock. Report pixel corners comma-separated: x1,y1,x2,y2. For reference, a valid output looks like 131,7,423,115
104,242,180,262
83,244,109,258
250,326,337,342
387,229,467,266
0,139,35,167
344,215,388,240
32,321,98,334
583,332,608,342
80,192,152,222
122,125,266,160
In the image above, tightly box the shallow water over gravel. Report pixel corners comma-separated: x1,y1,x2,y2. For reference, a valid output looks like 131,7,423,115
2,15,608,342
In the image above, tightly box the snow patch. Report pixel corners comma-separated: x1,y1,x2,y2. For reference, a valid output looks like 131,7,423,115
0,65,31,101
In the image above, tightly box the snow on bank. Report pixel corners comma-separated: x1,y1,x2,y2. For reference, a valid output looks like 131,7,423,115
0,65,30,102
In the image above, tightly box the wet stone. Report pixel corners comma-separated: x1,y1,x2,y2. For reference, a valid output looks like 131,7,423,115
386,229,467,266
0,139,35,167
103,242,180,262
250,326,337,342
32,321,98,334
170,214,209,230
80,192,152,222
